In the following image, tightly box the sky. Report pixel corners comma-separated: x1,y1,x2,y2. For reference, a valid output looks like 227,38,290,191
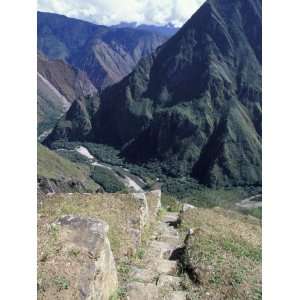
37,0,206,27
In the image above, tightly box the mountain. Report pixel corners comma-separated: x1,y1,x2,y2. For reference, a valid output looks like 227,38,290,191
45,0,262,188
38,12,167,89
37,52,97,137
112,22,179,38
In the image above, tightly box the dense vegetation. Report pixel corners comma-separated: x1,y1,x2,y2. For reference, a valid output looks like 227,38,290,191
90,166,125,193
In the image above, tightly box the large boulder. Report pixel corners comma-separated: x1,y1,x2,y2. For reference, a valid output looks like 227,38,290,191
56,215,118,300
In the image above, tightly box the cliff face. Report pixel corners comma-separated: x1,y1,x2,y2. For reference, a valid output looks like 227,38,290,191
37,53,97,136
46,0,262,187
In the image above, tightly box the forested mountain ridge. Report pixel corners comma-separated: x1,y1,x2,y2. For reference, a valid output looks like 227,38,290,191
45,0,262,187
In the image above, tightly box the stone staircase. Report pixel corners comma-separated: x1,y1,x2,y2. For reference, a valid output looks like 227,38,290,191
126,212,187,300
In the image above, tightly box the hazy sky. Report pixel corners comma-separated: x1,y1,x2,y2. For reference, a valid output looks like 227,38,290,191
38,0,206,27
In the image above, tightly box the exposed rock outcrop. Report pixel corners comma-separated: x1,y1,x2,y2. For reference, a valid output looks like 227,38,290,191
56,215,118,300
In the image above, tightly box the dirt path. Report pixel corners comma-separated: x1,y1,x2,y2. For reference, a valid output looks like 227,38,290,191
126,212,187,300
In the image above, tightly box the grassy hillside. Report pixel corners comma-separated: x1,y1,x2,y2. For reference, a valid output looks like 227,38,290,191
37,143,99,193
38,143,90,181
179,207,262,299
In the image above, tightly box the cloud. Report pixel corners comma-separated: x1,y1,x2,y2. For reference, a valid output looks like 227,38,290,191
38,0,206,27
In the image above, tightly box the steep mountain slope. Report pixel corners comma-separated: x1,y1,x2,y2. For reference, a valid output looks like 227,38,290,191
38,52,97,102
37,143,100,195
38,12,167,89
37,72,68,136
37,53,97,136
46,0,262,187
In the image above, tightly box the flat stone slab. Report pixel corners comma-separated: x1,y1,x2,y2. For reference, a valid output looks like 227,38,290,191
158,234,182,247
127,282,159,300
130,267,157,283
162,212,180,224
157,274,181,290
152,259,178,275
157,222,179,236
146,240,176,259
165,291,187,300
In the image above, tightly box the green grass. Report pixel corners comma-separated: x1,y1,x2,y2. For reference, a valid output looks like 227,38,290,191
52,276,69,291
244,207,262,219
37,143,100,193
179,207,262,299
38,143,90,181
109,287,127,300
161,193,183,212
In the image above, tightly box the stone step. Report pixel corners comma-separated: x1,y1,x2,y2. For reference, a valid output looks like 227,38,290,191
157,222,179,236
164,291,187,300
158,234,182,247
127,282,159,300
157,274,182,290
151,259,178,275
146,240,176,260
162,212,180,224
130,267,157,283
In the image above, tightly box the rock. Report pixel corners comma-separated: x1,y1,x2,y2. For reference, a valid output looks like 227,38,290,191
56,215,118,300
183,230,211,284
149,189,162,213
153,259,178,276
146,241,176,260
127,282,159,300
165,291,187,300
157,222,179,237
132,192,149,228
130,267,157,283
158,234,181,247
162,212,180,224
127,228,142,255
157,274,181,290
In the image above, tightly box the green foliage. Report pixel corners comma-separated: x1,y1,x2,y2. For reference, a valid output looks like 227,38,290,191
53,276,69,291
90,166,125,193
161,194,183,212
135,248,145,260
109,287,127,300
244,207,262,220
68,248,80,258
83,143,123,165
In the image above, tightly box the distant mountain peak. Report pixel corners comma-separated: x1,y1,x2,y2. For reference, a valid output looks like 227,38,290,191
38,11,168,89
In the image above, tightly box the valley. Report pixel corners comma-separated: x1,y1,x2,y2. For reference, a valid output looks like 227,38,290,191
37,0,262,299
